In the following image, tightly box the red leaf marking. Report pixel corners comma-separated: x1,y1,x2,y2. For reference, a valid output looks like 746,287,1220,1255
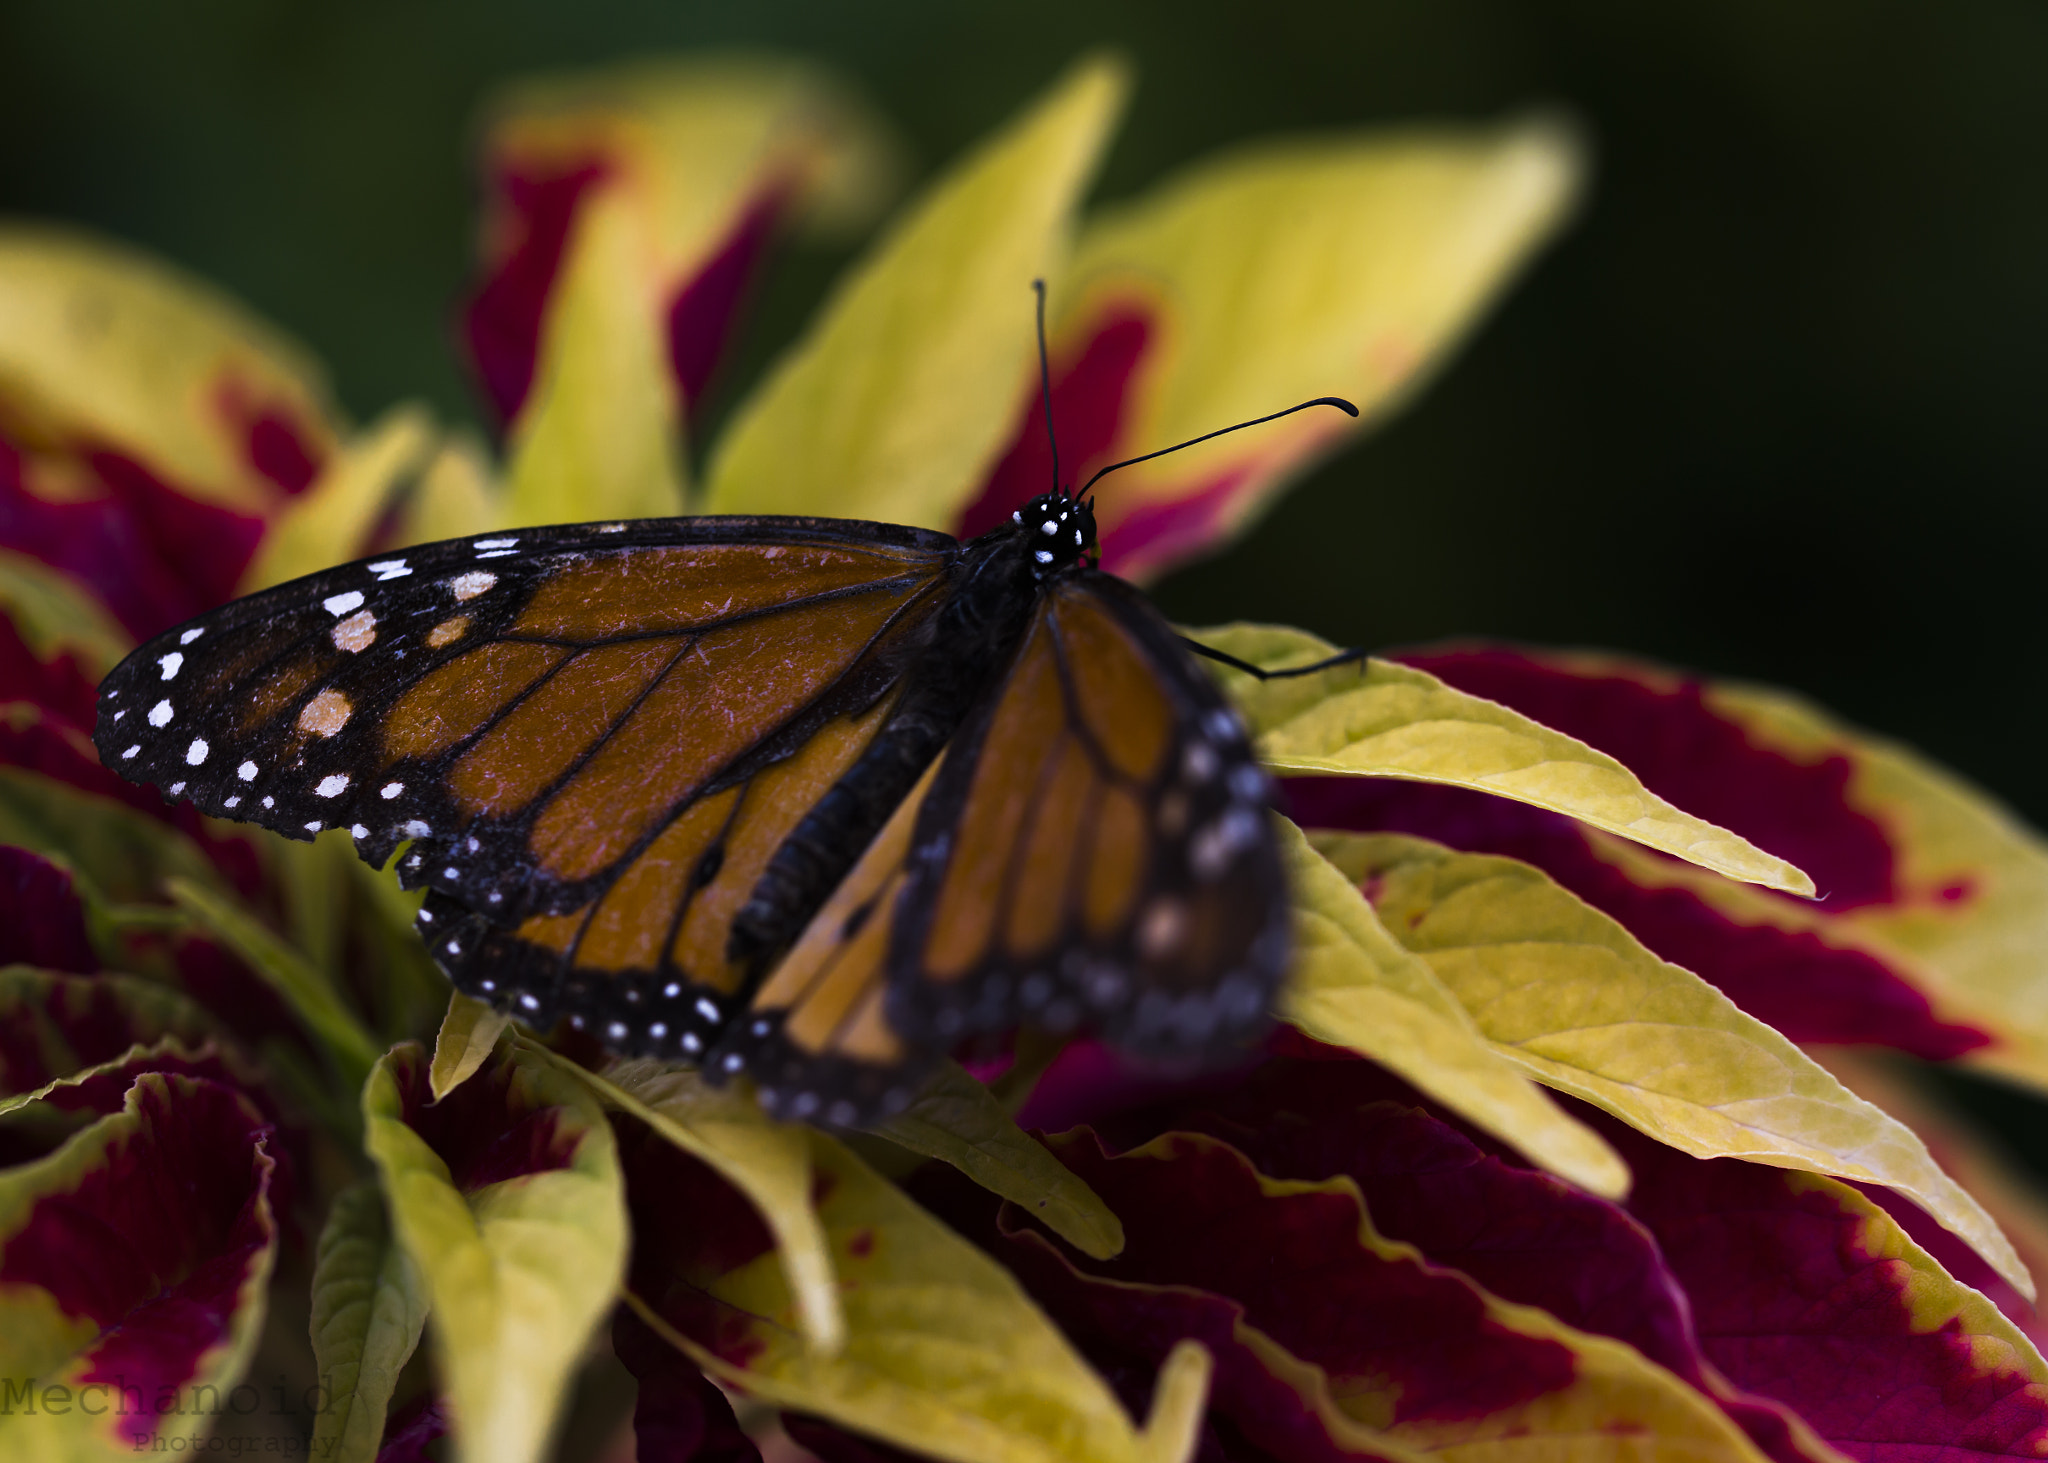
374,1395,451,1463
0,1074,278,1448
1094,464,1253,581
1615,1124,2048,1463
958,307,1153,540
1161,1060,1827,1463
0,848,98,978
665,187,788,420
1397,647,1896,908
616,1117,777,1370
1039,1130,1574,1425
0,616,101,729
612,1305,763,1463
211,376,325,496
0,433,264,641
460,160,612,426
386,1047,578,1193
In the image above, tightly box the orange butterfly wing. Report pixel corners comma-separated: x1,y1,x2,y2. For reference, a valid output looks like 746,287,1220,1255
723,573,1288,1120
96,518,958,1057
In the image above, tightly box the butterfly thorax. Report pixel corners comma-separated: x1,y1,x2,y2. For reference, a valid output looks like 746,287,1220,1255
724,495,1094,977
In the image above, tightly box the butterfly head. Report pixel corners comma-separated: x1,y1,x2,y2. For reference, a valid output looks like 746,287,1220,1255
1012,491,1097,579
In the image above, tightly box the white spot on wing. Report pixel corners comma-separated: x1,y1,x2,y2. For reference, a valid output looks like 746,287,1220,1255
148,699,172,727
121,744,139,760
158,652,183,680
1035,549,1055,564
350,824,368,839
322,590,365,617
365,559,411,581
298,689,351,737
238,760,258,782
474,537,517,550
380,781,403,799
305,821,322,833
331,609,376,653
450,571,496,601
315,773,350,798
223,795,240,808
185,738,208,766
179,627,205,645
403,820,430,837
475,549,516,559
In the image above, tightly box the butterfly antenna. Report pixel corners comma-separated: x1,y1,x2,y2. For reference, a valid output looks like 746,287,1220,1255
1032,279,1063,495
1079,396,1361,496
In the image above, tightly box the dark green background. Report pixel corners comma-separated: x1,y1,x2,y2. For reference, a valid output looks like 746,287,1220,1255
8,3,2048,1140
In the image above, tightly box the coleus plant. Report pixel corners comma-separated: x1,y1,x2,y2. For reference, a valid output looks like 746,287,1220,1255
3,51,2047,1463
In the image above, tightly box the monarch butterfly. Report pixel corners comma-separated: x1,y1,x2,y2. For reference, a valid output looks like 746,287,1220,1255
92,285,1359,1125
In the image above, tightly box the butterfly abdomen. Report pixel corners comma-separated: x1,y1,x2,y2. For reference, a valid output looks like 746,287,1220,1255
727,524,1051,978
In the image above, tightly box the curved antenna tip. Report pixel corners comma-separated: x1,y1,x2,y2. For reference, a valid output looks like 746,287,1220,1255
1079,393,1365,496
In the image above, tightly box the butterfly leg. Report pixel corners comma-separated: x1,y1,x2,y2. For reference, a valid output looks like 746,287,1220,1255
1178,637,1371,681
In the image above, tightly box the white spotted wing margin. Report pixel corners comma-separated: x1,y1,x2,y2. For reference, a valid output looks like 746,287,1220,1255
90,515,955,910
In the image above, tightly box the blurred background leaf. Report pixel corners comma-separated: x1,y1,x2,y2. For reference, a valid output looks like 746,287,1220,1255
7,0,2046,1149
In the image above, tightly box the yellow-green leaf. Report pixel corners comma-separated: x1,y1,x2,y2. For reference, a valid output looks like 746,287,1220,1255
0,223,340,510
575,1056,843,1354
397,431,501,546
1044,1130,1770,1463
1707,680,2048,1095
167,875,381,1084
704,55,1126,524
0,549,131,673
1313,829,2031,1298
1061,117,1582,582
0,768,224,907
430,993,511,1101
0,970,216,1114
1277,818,1629,1198
504,186,687,526
628,1125,1210,1463
310,1183,429,1463
243,404,437,590
362,1040,626,1463
0,1073,279,1462
1199,623,1814,895
0,1036,193,1121
866,1059,1125,1259
483,56,897,259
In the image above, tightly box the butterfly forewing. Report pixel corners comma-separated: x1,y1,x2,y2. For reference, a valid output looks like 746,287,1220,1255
95,516,958,1057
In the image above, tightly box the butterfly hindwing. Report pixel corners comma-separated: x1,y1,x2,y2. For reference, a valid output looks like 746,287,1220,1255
885,573,1287,1059
722,572,1289,1121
